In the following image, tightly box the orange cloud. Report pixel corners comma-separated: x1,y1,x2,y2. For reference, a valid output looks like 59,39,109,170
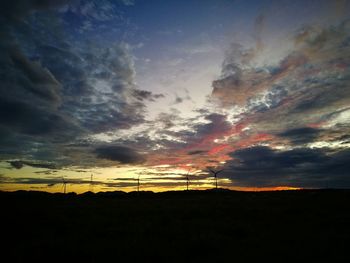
208,144,230,155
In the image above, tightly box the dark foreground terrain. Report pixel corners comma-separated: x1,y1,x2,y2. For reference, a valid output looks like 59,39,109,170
2,189,350,262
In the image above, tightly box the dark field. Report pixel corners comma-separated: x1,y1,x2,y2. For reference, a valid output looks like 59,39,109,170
2,189,350,262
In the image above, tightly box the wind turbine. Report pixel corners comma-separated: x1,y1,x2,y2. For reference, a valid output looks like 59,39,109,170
62,177,67,194
88,173,94,192
208,168,224,189
185,170,191,191
137,175,140,193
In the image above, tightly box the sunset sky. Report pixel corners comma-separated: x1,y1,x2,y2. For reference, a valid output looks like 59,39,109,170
1,0,350,193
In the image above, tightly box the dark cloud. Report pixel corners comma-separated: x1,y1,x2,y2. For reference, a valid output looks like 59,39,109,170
222,146,350,188
154,111,181,129
193,113,232,140
38,42,147,133
8,160,56,169
0,96,79,137
278,127,322,144
9,48,62,104
132,89,164,101
0,175,82,186
0,1,152,167
8,161,24,169
0,0,72,19
60,0,133,23
94,145,145,164
0,0,133,23
174,96,183,104
0,0,81,162
188,150,207,155
173,91,192,105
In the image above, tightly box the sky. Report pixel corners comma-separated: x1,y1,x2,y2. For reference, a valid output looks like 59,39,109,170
1,0,350,193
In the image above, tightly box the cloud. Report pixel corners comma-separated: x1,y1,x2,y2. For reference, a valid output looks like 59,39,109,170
0,0,72,19
174,96,183,104
193,113,232,139
0,1,153,167
0,0,82,161
0,175,82,186
211,19,350,110
60,0,132,22
1,1,349,193
188,150,207,155
211,39,273,107
8,160,56,169
173,90,192,105
94,145,145,164
52,42,148,133
9,48,62,105
143,112,238,169
132,89,164,101
8,161,24,169
223,146,350,188
208,18,350,177
0,96,79,137
277,127,322,144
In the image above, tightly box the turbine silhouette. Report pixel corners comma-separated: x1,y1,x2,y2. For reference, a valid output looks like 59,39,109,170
185,170,191,191
89,173,94,192
61,177,67,194
208,168,224,189
137,175,140,193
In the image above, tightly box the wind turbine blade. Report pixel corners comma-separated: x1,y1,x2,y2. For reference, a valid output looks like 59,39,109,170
208,168,215,174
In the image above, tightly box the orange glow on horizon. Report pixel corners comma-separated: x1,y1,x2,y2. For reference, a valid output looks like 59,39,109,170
234,186,303,191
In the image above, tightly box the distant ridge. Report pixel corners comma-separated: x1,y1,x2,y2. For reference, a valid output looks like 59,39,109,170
0,188,348,198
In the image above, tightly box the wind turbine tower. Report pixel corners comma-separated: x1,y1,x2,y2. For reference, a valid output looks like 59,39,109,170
208,169,224,189
186,171,190,191
137,175,140,193
89,173,94,192
62,177,67,194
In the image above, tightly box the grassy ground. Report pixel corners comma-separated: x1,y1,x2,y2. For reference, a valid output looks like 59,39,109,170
2,189,350,262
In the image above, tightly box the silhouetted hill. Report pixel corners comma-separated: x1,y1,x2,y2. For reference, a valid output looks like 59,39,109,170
2,189,350,262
